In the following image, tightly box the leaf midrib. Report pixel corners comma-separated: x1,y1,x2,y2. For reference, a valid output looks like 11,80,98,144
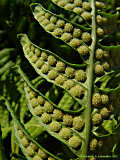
79,0,96,159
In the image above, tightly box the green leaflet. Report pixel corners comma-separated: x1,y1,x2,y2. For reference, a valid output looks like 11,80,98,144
30,3,91,61
3,97,62,160
0,126,7,160
95,70,120,93
102,118,117,134
0,48,15,59
0,104,11,139
0,48,15,75
24,82,85,157
18,34,87,111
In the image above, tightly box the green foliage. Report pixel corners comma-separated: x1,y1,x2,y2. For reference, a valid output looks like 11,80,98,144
0,0,120,160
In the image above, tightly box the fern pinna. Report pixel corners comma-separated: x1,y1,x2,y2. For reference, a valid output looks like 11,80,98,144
5,0,120,160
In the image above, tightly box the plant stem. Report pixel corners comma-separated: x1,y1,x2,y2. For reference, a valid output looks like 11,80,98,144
80,0,96,159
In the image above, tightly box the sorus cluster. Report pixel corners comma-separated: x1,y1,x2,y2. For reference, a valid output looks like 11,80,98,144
16,127,55,160
25,84,85,149
52,0,92,21
94,49,110,76
91,93,110,125
34,5,91,56
23,40,86,99
89,138,103,152
95,12,110,76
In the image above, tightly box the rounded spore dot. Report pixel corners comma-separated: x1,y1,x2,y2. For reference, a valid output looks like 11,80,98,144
59,128,72,139
101,94,109,105
35,9,44,16
41,19,50,26
48,70,58,80
45,12,51,19
45,23,56,32
61,33,72,42
102,62,110,71
103,50,109,58
30,142,38,151
96,15,103,25
73,7,84,14
26,146,35,157
64,23,73,32
96,1,105,8
73,116,84,130
69,38,81,48
34,106,43,116
92,93,102,107
64,3,75,10
56,61,66,72
77,45,89,56
53,109,63,120
41,64,49,74
90,138,98,151
49,121,61,132
97,28,104,37
25,43,30,52
56,20,65,27
95,49,104,60
68,136,81,148
75,70,86,82
48,55,56,66
81,12,92,21
18,130,24,139
65,67,75,78
58,0,67,7
26,86,31,93
33,155,42,160
24,44,30,54
55,75,66,85
81,32,91,43
69,85,84,97
74,0,82,7
100,107,110,119
53,28,63,36
38,149,48,159
63,114,73,126
37,15,45,22
102,17,108,24
31,45,35,52
41,52,47,61
82,2,91,11
21,136,29,147
30,98,38,108
29,92,36,99
38,96,45,105
44,101,54,113
73,28,82,38
92,113,102,125
36,59,44,68
50,16,57,23
63,80,75,89
35,48,41,57
31,55,38,63
41,113,51,124
95,64,104,76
